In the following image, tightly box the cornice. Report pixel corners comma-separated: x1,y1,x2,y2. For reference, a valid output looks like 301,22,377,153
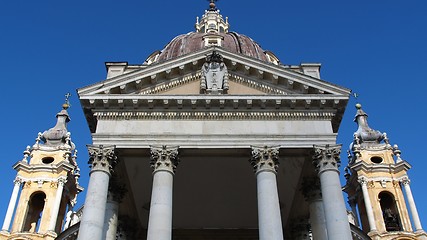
13,160,75,174
80,94,347,111
349,160,412,174
78,47,350,96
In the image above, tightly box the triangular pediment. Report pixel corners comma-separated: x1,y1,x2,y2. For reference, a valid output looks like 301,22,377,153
78,47,350,97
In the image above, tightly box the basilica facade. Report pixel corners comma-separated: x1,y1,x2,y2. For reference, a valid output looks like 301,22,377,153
0,2,425,240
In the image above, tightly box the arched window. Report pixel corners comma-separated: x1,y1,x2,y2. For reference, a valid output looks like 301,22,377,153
379,191,402,231
23,192,46,233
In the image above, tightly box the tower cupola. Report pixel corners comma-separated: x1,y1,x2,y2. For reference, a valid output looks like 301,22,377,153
344,103,427,239
0,96,83,240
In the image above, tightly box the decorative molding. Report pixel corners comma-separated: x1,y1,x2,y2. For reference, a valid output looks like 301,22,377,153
87,145,117,176
229,73,288,95
139,72,202,95
313,144,341,174
150,146,180,174
94,111,336,121
250,146,280,174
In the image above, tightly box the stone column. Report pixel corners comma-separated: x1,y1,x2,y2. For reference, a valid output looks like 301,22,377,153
402,178,423,232
77,145,117,240
301,177,328,240
358,177,377,232
103,176,127,240
48,177,66,232
147,146,179,240
2,178,22,231
313,144,352,240
250,146,284,240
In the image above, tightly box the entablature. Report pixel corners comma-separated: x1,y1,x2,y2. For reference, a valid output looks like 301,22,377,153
80,95,346,111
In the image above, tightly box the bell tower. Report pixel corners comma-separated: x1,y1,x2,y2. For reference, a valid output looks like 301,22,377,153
0,99,83,240
344,104,427,240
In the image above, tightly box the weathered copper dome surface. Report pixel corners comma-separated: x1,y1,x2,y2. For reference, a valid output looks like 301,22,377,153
155,32,270,63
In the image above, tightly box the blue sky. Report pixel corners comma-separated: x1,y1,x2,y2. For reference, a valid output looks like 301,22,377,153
0,0,426,231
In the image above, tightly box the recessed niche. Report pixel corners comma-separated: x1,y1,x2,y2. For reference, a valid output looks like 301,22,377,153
371,156,383,164
41,157,54,164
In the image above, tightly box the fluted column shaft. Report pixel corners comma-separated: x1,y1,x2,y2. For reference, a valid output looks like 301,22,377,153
147,146,179,240
250,146,284,240
2,178,22,231
48,178,66,232
359,177,377,232
402,178,423,232
77,145,117,240
313,145,352,240
302,177,327,240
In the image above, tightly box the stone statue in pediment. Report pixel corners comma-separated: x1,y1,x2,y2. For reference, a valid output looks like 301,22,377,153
200,51,229,94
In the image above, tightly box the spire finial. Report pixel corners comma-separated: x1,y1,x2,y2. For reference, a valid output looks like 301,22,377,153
208,0,218,10
63,92,71,109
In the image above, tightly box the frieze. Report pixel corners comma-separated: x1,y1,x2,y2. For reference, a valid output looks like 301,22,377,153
94,111,335,121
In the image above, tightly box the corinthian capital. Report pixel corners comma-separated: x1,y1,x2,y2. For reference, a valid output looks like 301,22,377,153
313,144,342,174
150,146,179,174
401,177,410,185
250,146,280,174
87,145,117,176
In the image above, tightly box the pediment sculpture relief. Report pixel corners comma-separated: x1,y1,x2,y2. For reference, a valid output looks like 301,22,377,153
200,51,229,94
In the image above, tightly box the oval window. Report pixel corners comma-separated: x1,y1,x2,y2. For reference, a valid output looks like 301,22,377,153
41,157,54,164
371,156,383,164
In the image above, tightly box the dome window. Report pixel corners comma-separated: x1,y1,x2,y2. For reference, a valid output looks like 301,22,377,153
42,157,54,164
370,156,383,164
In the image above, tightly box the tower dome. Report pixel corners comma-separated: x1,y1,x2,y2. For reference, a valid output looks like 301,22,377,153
145,3,280,65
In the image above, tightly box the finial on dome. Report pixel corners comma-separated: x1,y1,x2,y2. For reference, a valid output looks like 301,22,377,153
208,0,218,10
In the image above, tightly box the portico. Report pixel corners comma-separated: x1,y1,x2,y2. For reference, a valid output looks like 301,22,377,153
75,3,351,239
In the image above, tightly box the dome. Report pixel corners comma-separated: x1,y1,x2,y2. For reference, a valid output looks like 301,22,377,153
152,32,273,63
145,5,280,65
